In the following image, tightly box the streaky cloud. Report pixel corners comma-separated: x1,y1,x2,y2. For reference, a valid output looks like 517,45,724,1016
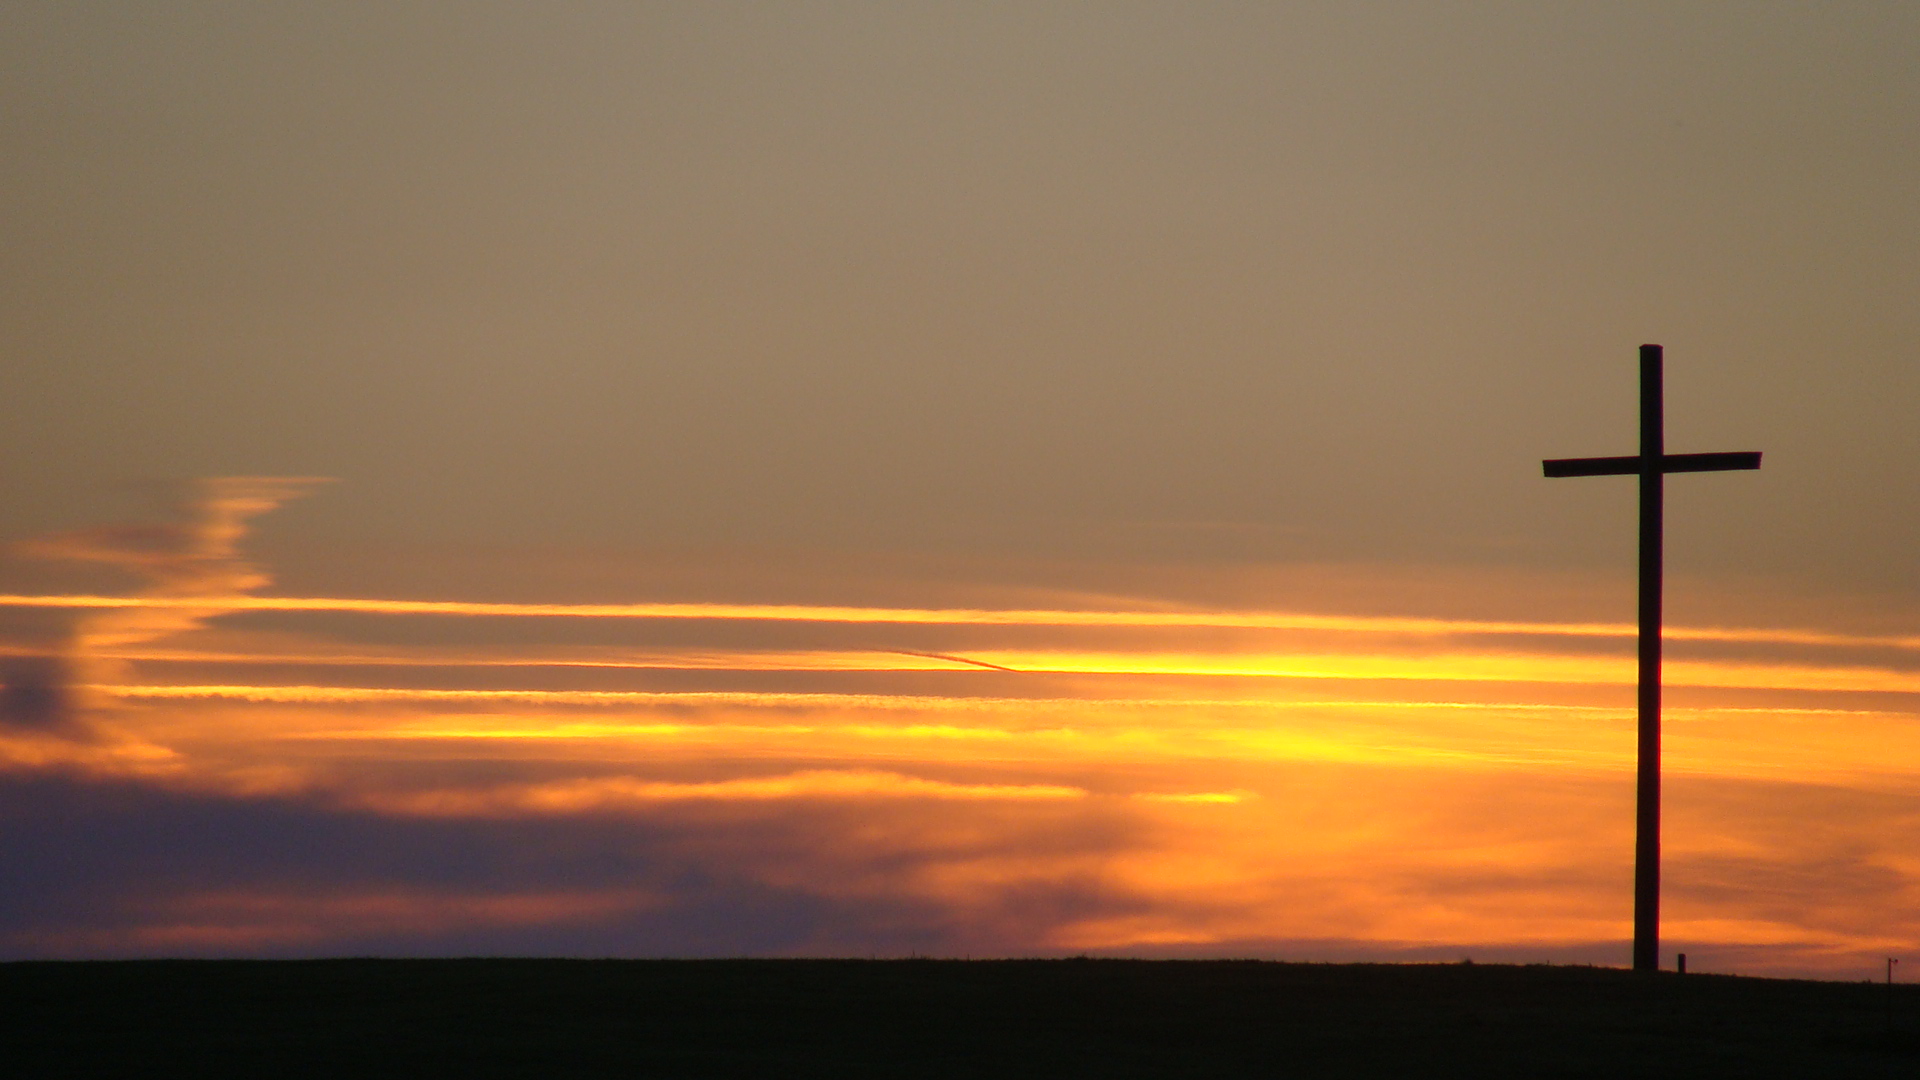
362,770,1089,816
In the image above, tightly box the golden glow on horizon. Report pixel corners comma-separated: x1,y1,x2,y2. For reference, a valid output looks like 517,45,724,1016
76,680,1920,791
9,487,1920,976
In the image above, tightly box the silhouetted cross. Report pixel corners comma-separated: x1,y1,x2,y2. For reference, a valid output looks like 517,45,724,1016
1542,344,1761,974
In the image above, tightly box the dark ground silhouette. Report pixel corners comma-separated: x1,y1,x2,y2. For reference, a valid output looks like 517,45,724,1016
1,958,1914,1078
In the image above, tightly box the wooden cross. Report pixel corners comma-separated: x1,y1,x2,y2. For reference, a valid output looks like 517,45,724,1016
1542,344,1761,973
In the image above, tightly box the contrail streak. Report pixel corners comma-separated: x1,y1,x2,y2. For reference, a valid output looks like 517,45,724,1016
4,593,1915,650
14,646,995,673
97,645,1920,702
99,684,1638,711
888,649,1022,672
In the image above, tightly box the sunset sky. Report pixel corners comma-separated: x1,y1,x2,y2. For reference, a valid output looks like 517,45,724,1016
4,3,1919,978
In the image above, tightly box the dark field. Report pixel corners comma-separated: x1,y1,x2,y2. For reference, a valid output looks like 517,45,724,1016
2,958,1916,1078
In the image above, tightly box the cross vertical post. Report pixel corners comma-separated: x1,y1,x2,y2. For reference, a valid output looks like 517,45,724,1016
1635,343,1663,975
1541,344,1761,974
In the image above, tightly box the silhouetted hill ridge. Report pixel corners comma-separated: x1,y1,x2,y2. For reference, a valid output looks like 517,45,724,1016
2,958,1914,1078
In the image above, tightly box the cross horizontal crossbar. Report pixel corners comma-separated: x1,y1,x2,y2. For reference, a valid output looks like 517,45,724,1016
1542,451,1761,478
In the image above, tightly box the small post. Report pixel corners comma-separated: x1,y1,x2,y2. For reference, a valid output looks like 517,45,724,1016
1676,953,1686,975
1889,957,1899,1031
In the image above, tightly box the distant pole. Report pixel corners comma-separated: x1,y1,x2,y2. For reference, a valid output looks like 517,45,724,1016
1636,344,1664,975
1889,957,1899,1031
1542,345,1761,974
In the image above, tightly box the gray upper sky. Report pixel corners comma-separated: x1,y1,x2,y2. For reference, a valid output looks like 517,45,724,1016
5,2,1917,599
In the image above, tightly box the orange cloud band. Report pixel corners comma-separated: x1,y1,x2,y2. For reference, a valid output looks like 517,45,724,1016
362,770,1089,816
